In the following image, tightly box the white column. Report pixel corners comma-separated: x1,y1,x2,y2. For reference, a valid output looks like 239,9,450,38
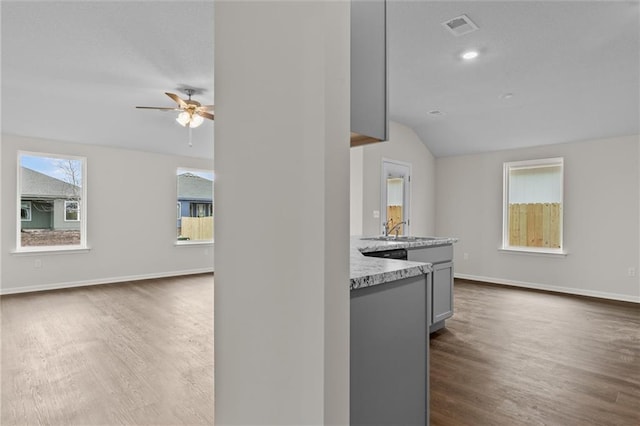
214,2,350,424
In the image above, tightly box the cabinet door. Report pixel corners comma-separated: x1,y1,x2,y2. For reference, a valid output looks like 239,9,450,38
350,275,428,426
351,0,388,146
432,261,453,323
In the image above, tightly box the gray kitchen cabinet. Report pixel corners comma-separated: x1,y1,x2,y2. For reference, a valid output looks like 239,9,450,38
432,261,453,324
351,273,429,426
407,244,454,332
351,0,388,147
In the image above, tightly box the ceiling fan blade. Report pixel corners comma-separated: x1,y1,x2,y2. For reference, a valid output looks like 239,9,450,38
165,92,188,108
197,111,215,120
135,106,180,111
200,105,215,110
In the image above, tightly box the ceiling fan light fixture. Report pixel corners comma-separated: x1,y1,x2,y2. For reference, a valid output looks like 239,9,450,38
189,114,205,128
176,111,191,127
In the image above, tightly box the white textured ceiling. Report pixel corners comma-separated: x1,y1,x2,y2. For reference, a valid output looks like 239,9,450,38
387,0,640,157
2,1,639,159
2,1,215,159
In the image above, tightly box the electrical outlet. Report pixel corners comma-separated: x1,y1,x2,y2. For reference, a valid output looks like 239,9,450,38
373,210,380,219
463,253,469,260
34,259,42,269
628,267,636,277
204,248,209,256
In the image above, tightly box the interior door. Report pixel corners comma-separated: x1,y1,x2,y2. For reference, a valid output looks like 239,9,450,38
381,159,411,235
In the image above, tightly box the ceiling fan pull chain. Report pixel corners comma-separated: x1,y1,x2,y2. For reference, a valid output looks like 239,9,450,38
188,127,193,147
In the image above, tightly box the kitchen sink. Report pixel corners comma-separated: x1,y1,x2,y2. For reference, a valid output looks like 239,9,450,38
361,236,437,242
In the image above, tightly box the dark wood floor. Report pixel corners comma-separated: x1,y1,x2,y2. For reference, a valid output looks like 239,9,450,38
3,275,638,425
430,279,640,426
1,274,215,426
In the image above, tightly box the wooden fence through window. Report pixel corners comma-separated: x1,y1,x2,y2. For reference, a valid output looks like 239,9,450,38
386,205,404,235
509,203,561,248
181,217,214,241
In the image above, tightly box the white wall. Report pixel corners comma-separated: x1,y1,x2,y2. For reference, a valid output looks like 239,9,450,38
351,120,436,236
436,134,640,302
1,134,214,294
350,146,364,235
214,2,349,424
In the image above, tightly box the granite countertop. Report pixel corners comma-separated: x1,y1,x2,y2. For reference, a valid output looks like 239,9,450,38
350,236,458,291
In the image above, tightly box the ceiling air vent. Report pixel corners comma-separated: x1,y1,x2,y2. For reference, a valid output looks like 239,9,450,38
442,14,478,37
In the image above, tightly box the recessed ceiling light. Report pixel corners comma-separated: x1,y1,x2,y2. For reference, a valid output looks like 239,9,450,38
461,50,479,60
500,92,514,100
428,110,444,116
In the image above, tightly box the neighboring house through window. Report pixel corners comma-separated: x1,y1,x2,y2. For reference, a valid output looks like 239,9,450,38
17,152,87,250
502,157,564,254
176,168,214,243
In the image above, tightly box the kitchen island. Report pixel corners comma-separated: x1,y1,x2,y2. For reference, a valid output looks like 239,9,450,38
349,235,457,426
353,236,458,331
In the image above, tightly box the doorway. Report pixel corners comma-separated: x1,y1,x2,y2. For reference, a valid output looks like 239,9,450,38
381,159,411,236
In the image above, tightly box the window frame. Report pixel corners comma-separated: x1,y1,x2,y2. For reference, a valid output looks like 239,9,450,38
16,151,88,253
501,157,565,255
176,167,214,246
380,158,412,236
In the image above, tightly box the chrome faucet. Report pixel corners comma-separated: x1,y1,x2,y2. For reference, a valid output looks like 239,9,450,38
383,219,406,237
383,219,392,236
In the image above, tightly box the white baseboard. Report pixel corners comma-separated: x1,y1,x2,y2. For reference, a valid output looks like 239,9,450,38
455,273,640,304
0,268,215,296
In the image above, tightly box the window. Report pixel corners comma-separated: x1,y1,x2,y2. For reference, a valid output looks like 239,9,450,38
17,152,87,251
64,200,80,221
190,203,212,218
21,201,32,221
176,168,214,243
502,157,564,253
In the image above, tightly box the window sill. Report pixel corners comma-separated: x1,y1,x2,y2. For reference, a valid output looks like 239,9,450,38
499,247,568,257
174,240,214,247
11,246,91,256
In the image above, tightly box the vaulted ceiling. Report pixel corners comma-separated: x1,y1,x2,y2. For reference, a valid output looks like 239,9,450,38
388,1,639,157
2,1,638,159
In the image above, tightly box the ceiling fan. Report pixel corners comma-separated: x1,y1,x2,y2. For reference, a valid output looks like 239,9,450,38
136,89,214,128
